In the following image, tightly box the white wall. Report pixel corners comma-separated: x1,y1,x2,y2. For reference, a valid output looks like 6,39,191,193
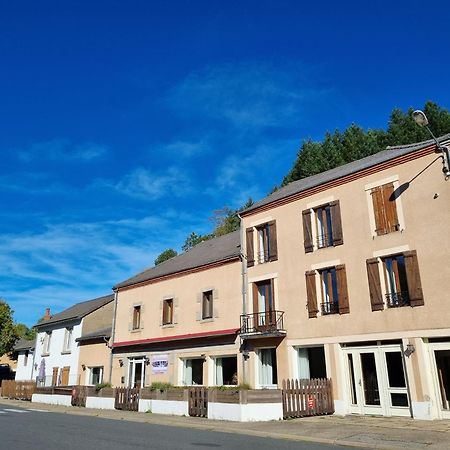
32,393,72,406
15,350,34,381
32,321,83,386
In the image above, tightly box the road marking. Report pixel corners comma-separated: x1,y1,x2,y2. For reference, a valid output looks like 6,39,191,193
28,409,49,413
0,411,5,414
3,408,29,413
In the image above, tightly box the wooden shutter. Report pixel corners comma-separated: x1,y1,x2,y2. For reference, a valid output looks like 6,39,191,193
305,270,318,318
366,258,384,311
330,200,343,246
52,367,59,386
60,366,70,386
268,220,278,261
302,209,313,253
404,250,424,307
371,186,386,235
382,183,399,233
252,283,259,314
336,265,349,314
246,227,254,267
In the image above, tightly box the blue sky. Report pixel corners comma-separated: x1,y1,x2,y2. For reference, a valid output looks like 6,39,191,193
1,1,450,326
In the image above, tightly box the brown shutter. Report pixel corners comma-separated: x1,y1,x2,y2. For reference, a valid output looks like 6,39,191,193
371,187,386,235
52,367,59,386
268,220,278,261
366,258,384,311
252,283,259,314
383,183,399,233
305,270,318,318
336,264,349,314
404,250,424,307
330,200,343,246
246,227,254,267
302,209,313,253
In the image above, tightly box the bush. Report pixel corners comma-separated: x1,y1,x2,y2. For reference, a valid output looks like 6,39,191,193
149,382,174,392
95,382,112,392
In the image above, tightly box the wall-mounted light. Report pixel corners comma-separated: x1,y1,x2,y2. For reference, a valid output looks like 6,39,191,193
81,364,86,371
144,356,150,366
119,359,124,367
404,344,416,358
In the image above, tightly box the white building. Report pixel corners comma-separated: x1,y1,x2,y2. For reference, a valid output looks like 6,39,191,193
13,338,35,381
31,295,113,387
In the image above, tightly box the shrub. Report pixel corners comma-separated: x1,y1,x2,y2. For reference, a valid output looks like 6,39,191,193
95,382,112,392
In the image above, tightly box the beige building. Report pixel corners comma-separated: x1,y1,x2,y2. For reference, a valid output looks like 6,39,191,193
239,135,450,419
111,231,243,389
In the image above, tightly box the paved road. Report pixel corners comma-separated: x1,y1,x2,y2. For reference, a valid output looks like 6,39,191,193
0,404,355,450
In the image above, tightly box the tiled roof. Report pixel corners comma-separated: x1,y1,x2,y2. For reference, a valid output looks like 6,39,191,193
242,134,450,215
35,294,114,329
114,230,241,289
76,326,111,343
13,338,35,351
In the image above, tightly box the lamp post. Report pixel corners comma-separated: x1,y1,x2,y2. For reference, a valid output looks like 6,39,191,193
412,110,450,179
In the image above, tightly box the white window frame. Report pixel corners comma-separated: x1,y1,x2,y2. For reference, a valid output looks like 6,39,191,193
256,347,278,389
87,366,104,385
43,331,52,355
63,327,73,353
213,355,238,387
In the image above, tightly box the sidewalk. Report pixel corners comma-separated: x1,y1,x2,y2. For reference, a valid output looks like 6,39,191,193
2,398,450,449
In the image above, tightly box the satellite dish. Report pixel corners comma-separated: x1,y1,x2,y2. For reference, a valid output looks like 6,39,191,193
412,110,429,127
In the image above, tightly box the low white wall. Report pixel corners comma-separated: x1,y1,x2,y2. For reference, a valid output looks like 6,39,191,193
333,399,347,416
208,402,283,422
85,396,115,410
32,393,72,407
152,400,188,416
412,401,433,420
138,399,152,413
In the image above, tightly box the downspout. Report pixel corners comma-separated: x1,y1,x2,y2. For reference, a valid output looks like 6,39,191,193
238,213,248,385
108,288,119,385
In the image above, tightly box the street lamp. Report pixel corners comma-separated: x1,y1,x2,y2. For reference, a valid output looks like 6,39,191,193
412,109,450,179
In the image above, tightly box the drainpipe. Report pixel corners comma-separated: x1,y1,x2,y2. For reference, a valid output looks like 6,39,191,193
108,288,119,385
238,213,248,385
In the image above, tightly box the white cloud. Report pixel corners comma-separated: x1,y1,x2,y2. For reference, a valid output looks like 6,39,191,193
17,139,108,162
114,166,192,199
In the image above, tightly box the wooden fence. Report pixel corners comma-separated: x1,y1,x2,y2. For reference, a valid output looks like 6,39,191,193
282,378,334,419
1,380,36,401
188,387,208,417
114,387,140,411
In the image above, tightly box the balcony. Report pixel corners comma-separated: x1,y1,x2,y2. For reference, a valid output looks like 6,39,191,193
386,291,410,308
240,311,286,338
321,302,339,315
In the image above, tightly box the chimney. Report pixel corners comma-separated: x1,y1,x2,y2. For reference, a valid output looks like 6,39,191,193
43,308,51,321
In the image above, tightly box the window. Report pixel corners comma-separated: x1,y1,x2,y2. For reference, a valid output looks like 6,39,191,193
89,366,103,385
63,327,73,352
43,331,52,354
302,201,343,253
305,265,349,318
434,350,450,410
259,348,278,387
132,305,141,330
162,299,173,325
245,221,277,267
183,358,204,385
366,250,424,311
128,358,145,388
370,182,399,235
215,356,238,386
382,255,409,307
297,347,327,379
202,290,213,320
24,351,29,367
253,279,276,329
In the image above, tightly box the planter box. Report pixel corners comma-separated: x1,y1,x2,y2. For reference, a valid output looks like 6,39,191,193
85,387,114,398
140,388,188,401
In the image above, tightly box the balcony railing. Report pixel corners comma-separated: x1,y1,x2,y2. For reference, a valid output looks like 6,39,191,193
240,310,285,336
316,233,333,248
321,302,339,315
257,250,270,263
386,291,410,308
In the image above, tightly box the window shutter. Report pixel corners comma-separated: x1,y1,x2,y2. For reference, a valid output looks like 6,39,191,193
268,220,278,261
302,210,313,253
382,183,399,233
305,270,318,318
371,187,386,235
252,283,259,314
366,258,384,311
404,250,424,307
246,227,254,267
336,264,349,314
330,200,343,246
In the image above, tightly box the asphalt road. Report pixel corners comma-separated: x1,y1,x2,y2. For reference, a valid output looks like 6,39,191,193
0,403,355,450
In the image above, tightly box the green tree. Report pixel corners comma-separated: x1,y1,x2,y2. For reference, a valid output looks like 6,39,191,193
0,299,18,356
182,232,213,252
14,323,36,341
154,249,178,266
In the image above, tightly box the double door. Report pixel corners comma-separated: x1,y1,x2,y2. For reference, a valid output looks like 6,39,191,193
344,345,410,416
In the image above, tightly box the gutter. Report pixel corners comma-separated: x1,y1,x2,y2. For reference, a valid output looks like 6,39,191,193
108,288,119,384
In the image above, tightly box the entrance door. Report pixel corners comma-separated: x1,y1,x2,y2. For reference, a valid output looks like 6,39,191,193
128,359,145,388
345,345,409,416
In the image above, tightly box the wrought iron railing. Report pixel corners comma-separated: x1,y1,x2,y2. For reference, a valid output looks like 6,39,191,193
257,250,270,263
240,310,285,335
386,291,410,307
316,233,333,248
321,302,339,315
